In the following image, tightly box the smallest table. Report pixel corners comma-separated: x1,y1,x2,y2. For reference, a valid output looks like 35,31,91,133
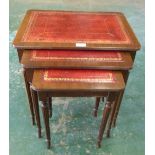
31,69,125,148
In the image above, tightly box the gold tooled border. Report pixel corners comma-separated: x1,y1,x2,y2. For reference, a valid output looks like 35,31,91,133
21,11,131,44
43,71,115,83
31,50,123,62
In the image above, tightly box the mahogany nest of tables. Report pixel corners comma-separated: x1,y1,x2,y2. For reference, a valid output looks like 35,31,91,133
12,10,141,149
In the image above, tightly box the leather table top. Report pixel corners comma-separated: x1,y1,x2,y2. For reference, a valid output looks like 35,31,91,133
13,10,140,50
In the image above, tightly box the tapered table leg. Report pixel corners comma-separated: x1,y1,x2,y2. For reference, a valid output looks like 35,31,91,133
112,91,124,127
48,97,52,118
106,93,120,137
30,87,41,138
97,92,117,148
97,101,112,147
93,97,100,117
41,100,51,149
112,71,129,127
23,69,35,125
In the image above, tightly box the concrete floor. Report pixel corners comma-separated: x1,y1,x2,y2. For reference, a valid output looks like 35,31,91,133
9,0,144,155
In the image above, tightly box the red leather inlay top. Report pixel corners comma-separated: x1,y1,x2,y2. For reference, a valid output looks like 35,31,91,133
31,50,123,62
22,11,130,44
43,70,115,83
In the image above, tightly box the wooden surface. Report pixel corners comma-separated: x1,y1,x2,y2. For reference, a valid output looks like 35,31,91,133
21,50,133,70
32,69,125,92
13,10,140,50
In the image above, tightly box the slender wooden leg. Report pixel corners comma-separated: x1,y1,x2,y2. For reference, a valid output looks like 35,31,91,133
93,97,100,117
97,93,116,148
23,69,35,125
112,71,129,127
48,97,52,118
106,92,120,137
41,99,51,149
112,91,124,127
30,87,41,138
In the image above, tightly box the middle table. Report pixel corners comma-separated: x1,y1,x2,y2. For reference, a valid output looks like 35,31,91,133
19,49,133,124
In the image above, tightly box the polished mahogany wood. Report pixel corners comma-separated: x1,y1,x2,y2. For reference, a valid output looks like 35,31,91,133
106,92,121,138
93,97,101,117
41,100,51,149
48,97,52,118
20,50,133,70
23,68,35,125
112,69,130,127
96,70,129,137
13,10,140,51
30,86,41,138
97,92,118,147
97,53,136,128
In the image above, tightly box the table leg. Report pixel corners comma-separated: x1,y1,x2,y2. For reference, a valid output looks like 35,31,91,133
41,99,51,149
97,92,116,148
30,87,41,138
23,69,35,125
93,97,100,117
112,71,129,127
112,91,124,127
48,97,52,118
106,92,121,137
